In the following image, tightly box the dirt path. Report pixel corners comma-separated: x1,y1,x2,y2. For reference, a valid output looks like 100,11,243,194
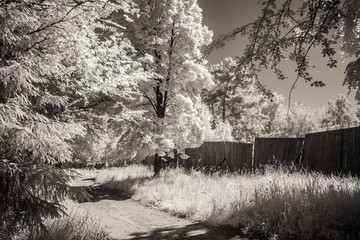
71,172,246,240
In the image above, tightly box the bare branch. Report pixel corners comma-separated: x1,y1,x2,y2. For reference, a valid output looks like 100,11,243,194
27,1,88,35
141,90,157,113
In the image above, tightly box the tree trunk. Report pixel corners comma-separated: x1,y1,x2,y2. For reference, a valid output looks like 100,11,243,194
222,96,226,122
152,83,168,176
0,81,6,104
174,149,178,168
154,154,162,177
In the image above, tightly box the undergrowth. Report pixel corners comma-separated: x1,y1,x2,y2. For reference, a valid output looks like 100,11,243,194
94,165,153,196
95,164,360,240
13,199,110,240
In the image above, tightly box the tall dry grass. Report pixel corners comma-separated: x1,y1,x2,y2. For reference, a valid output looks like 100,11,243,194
95,165,153,196
14,199,110,240
95,164,360,240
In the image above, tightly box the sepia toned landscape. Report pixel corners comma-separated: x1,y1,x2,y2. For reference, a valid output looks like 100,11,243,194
1,0,360,239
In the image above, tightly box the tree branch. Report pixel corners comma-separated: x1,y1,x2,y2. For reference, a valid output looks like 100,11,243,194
141,90,157,113
27,1,88,35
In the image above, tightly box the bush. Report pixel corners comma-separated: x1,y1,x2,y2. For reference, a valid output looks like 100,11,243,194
13,200,110,240
0,161,72,239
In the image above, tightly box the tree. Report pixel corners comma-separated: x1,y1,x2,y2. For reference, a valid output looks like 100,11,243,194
203,56,322,140
203,57,255,122
204,118,235,141
0,0,146,237
320,94,359,130
206,0,360,105
267,101,322,137
203,57,273,142
114,0,213,176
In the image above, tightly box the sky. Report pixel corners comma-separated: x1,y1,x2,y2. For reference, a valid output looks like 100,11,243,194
197,0,357,111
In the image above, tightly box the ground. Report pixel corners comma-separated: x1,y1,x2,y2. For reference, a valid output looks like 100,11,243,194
70,171,247,240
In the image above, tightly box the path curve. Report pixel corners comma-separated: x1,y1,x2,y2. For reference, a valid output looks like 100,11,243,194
71,172,246,240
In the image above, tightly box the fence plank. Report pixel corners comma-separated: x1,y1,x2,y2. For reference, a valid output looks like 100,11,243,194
224,142,253,170
303,127,360,173
179,141,254,171
253,138,304,167
183,144,203,168
203,141,225,168
143,126,360,174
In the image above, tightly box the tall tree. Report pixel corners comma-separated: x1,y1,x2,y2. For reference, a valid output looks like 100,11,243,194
203,57,271,142
320,94,359,130
114,0,213,175
0,0,147,237
203,57,255,123
203,61,323,141
206,0,360,105
264,101,322,137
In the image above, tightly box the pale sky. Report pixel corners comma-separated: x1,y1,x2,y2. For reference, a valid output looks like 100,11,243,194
198,0,357,111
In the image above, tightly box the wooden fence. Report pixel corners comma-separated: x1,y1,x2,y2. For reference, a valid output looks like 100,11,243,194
178,141,253,170
224,142,253,170
302,127,360,174
202,141,226,169
253,138,304,167
143,126,360,174
178,144,204,168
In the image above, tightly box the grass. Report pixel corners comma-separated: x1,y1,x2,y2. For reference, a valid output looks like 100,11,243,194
94,165,153,184
13,199,110,240
95,164,360,240
94,165,153,196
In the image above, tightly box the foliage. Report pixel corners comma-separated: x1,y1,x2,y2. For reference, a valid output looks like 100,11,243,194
203,57,256,123
203,57,270,142
203,61,359,139
344,57,360,104
14,199,110,240
284,103,322,137
95,165,360,240
206,0,360,104
258,94,358,138
0,0,146,237
72,126,125,167
112,0,213,166
204,117,235,141
320,93,359,130
203,58,323,141
263,100,323,138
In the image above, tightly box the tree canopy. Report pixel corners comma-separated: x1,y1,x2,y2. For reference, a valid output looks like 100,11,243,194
112,0,213,174
206,0,360,105
0,0,149,237
321,93,359,129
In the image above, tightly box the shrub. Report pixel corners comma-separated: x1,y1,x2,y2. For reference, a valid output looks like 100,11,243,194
13,200,110,240
0,161,73,239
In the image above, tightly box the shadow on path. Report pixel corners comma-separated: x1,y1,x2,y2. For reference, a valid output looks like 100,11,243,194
70,176,131,202
87,184,130,202
82,177,96,181
127,222,246,240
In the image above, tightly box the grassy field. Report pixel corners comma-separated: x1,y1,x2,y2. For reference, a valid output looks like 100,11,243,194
95,164,360,240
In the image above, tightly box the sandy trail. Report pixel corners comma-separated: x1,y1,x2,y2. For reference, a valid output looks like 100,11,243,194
71,172,246,240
